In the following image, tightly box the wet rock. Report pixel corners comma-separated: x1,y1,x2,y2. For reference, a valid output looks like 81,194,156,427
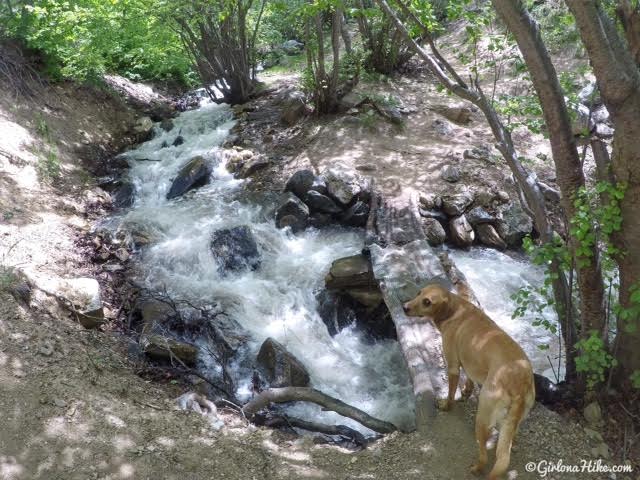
534,373,562,405
322,169,365,206
308,213,333,229
422,217,447,246
172,135,185,147
341,201,369,228
466,206,495,225
142,335,198,366
166,156,211,199
133,116,154,142
441,191,473,216
280,90,309,126
345,287,383,309
137,298,177,334
210,225,261,275
449,215,474,248
316,290,358,335
275,193,309,233
237,156,270,179
496,202,533,247
56,277,105,329
304,190,343,214
325,254,376,290
441,164,461,183
476,224,506,250
206,313,250,353
257,337,310,388
113,181,135,208
160,119,174,132
284,170,319,199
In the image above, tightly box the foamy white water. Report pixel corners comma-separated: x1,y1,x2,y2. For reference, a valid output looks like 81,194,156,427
109,100,560,435
111,100,415,433
449,248,563,380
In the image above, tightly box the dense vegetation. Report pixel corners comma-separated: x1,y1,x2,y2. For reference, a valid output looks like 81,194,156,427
2,0,639,402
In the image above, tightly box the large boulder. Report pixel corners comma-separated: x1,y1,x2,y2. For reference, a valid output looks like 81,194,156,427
275,193,309,232
257,337,310,387
441,191,473,216
166,156,211,199
341,201,369,227
476,223,507,250
325,254,376,290
285,170,318,199
304,190,342,214
280,90,309,126
422,217,447,246
322,169,367,206
496,202,533,247
210,225,261,275
449,215,475,248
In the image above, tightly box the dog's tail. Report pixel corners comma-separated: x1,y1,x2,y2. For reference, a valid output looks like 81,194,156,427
489,395,528,480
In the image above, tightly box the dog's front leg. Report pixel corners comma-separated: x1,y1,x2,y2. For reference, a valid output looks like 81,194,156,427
438,368,459,411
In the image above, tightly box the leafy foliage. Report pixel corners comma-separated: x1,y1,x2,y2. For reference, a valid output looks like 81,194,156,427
575,331,617,389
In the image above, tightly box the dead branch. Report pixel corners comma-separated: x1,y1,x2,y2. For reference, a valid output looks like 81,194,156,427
242,387,397,434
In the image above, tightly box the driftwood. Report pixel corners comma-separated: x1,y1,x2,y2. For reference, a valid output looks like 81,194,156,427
242,387,397,434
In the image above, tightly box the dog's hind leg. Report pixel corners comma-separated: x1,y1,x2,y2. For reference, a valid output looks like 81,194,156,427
488,397,526,480
470,393,491,476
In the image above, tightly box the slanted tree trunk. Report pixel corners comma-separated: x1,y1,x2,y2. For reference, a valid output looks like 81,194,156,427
566,0,640,385
490,1,606,388
374,0,578,381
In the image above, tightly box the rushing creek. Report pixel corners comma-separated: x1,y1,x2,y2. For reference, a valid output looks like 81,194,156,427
107,99,560,434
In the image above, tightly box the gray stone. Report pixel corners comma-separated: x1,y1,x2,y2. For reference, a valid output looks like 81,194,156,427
304,190,343,214
284,170,315,199
237,156,270,179
419,192,442,210
133,116,154,142
496,202,533,247
280,90,309,126
325,254,376,290
210,225,261,275
308,213,333,229
435,105,473,124
441,164,462,183
166,156,211,199
257,337,310,387
422,218,447,246
160,119,174,132
56,277,105,329
275,193,309,233
476,224,507,250
322,169,364,206
172,135,185,147
442,191,473,216
142,335,198,366
113,182,135,208
466,206,495,225
463,146,491,162
341,201,369,227
344,287,383,309
584,401,602,425
450,215,475,248
281,39,304,55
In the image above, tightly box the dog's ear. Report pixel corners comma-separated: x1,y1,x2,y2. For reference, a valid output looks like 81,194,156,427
431,290,452,325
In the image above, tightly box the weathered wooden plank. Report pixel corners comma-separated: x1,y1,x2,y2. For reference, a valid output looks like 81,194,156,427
366,190,451,432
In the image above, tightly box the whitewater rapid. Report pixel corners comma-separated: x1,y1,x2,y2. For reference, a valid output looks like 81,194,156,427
109,99,560,434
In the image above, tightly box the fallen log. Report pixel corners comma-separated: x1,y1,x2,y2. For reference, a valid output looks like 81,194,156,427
242,387,397,434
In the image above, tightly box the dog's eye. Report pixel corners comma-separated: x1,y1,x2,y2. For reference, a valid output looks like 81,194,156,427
423,298,431,307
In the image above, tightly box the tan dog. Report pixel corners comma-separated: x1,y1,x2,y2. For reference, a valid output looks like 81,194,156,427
403,284,535,480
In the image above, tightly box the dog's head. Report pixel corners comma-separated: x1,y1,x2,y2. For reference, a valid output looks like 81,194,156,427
402,284,453,325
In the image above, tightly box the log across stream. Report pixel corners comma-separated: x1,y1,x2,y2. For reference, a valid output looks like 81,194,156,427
106,99,560,435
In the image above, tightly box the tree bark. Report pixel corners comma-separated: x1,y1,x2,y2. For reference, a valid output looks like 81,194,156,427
566,0,640,385
491,0,606,350
242,387,398,434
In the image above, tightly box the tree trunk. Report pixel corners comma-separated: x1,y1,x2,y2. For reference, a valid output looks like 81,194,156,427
566,0,640,386
491,1,606,357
